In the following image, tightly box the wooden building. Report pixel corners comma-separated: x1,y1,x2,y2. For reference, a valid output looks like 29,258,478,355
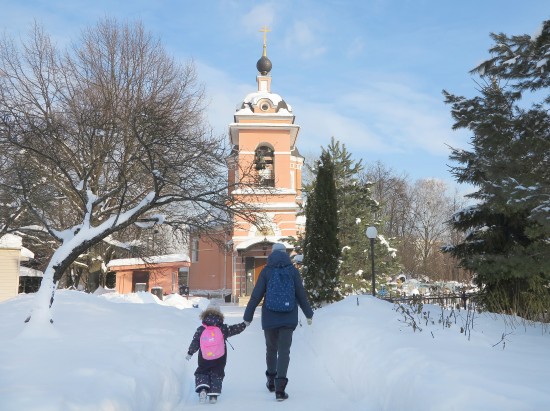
0,234,36,302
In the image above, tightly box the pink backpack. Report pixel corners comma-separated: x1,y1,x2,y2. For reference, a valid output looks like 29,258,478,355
200,325,225,360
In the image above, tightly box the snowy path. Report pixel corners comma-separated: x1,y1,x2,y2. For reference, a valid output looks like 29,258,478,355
174,305,365,411
3,291,550,411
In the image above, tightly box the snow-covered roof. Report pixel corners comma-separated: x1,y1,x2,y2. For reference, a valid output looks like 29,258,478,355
234,89,294,117
0,234,34,260
292,254,303,263
19,266,43,277
241,91,291,110
0,233,22,249
21,247,34,259
235,236,293,251
107,253,190,268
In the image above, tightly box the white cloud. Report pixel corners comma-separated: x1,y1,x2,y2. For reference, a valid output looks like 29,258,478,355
330,80,470,156
241,4,277,34
195,61,253,137
287,98,396,154
283,21,327,59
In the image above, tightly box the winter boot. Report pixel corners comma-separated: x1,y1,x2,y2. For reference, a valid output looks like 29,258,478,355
266,371,276,392
198,389,207,403
275,377,289,401
208,394,218,404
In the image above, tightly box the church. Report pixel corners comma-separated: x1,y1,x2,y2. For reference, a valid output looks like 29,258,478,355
188,28,304,303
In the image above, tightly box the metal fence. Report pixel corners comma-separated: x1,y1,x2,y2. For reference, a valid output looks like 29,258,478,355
379,292,478,310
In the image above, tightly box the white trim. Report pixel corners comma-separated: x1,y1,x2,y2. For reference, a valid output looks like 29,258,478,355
239,150,292,155
231,188,296,195
231,201,299,210
229,123,298,129
234,236,294,251
229,123,300,148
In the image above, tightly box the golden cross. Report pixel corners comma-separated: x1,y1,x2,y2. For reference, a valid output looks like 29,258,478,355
259,25,271,45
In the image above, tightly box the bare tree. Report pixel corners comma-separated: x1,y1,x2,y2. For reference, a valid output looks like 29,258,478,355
365,161,411,238
0,19,257,325
406,179,454,278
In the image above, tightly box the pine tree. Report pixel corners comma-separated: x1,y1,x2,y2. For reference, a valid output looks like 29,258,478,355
302,151,341,307
443,20,550,318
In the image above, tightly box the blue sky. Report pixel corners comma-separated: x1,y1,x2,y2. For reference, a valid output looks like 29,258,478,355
2,0,549,190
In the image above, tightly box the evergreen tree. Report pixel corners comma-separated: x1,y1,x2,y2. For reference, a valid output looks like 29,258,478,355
302,151,340,307
324,138,400,295
443,20,550,318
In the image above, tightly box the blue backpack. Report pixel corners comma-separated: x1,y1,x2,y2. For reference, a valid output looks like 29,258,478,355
265,266,295,312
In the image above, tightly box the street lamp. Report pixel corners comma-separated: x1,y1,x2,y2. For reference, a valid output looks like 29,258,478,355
366,226,378,296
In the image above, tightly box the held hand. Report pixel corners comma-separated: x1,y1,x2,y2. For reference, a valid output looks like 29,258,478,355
244,321,251,327
185,354,192,361
307,318,312,325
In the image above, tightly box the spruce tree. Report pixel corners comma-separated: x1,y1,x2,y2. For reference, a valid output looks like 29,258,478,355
324,138,400,295
302,151,341,307
443,20,550,318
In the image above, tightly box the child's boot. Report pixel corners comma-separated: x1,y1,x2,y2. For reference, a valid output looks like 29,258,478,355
275,377,289,401
208,394,218,404
265,371,276,392
198,389,207,403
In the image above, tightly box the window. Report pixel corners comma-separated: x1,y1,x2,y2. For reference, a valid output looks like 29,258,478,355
191,237,199,262
178,268,189,286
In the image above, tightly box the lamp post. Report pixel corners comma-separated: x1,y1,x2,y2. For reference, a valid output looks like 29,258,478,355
366,226,378,296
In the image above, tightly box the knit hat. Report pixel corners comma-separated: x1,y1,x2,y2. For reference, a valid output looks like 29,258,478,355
292,254,304,264
271,242,286,253
200,304,224,321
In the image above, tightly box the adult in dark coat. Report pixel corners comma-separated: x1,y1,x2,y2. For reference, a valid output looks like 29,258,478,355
243,243,314,401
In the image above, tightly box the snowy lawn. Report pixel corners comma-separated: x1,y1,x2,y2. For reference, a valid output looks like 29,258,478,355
0,290,549,411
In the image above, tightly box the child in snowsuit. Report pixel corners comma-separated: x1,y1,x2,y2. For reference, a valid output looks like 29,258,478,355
186,306,247,403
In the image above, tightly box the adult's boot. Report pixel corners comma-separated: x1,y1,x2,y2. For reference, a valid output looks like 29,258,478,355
275,377,289,401
266,371,276,392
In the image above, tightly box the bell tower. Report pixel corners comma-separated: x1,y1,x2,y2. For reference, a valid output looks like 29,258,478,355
227,27,304,298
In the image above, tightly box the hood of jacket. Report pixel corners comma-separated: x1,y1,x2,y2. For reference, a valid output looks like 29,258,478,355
267,250,292,268
202,312,223,327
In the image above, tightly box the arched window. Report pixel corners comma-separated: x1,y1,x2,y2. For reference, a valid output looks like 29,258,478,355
254,145,274,187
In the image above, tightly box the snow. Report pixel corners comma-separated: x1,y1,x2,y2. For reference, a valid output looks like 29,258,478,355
0,233,23,248
243,91,283,105
234,91,294,115
1,291,549,411
0,233,34,259
19,266,43,277
536,58,548,69
107,253,190,267
20,246,34,259
503,56,518,65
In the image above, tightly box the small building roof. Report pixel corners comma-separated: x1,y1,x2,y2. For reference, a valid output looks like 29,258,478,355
0,233,23,249
0,233,34,261
20,266,43,277
107,253,190,268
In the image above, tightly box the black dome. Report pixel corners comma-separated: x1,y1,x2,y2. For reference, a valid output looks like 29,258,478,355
256,56,272,75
